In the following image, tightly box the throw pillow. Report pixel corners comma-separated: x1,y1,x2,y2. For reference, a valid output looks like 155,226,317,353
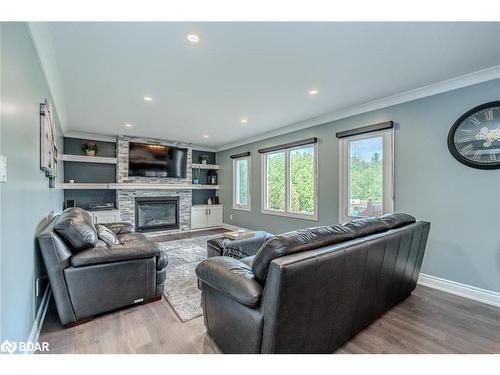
96,224,120,246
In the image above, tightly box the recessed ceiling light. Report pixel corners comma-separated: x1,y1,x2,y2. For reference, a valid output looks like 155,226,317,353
143,96,153,101
202,134,209,138
309,89,319,95
186,32,200,44
241,119,248,124
125,123,133,127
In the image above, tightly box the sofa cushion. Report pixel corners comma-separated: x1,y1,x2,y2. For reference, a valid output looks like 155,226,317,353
71,233,162,267
379,213,416,229
251,225,355,283
96,224,120,246
102,222,134,235
116,232,168,270
54,207,98,252
343,217,388,237
251,213,417,283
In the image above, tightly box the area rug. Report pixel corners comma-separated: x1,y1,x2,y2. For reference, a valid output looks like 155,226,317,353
157,234,222,322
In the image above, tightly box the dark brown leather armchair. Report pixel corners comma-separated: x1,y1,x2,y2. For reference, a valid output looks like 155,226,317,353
38,207,167,327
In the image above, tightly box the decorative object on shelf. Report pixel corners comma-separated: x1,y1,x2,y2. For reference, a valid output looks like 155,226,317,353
199,154,209,164
40,99,58,188
82,142,98,156
207,197,213,205
207,169,217,185
64,199,77,209
192,167,201,184
69,179,75,184
212,196,220,205
448,101,500,170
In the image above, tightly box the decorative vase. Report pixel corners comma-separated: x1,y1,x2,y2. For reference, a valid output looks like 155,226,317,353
201,160,207,164
86,150,96,156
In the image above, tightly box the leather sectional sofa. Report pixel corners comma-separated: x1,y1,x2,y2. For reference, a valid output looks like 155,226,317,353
38,207,168,327
196,213,430,353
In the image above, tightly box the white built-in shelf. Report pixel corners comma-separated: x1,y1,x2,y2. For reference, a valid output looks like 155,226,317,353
192,163,219,170
63,183,219,190
62,154,117,164
63,183,110,190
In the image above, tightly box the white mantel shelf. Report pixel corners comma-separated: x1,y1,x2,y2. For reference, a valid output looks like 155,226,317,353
62,154,117,164
63,183,219,190
191,163,219,170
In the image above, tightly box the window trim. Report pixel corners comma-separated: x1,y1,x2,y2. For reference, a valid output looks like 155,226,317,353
338,128,394,224
261,143,319,221
232,155,251,211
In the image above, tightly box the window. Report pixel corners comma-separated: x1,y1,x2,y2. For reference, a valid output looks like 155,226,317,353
233,155,251,211
339,128,394,224
262,143,318,220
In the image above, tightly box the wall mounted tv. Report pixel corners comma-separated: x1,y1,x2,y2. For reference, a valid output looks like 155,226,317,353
128,142,188,178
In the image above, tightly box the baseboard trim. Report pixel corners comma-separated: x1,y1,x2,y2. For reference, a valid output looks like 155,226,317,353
25,286,51,354
418,273,500,308
221,223,242,231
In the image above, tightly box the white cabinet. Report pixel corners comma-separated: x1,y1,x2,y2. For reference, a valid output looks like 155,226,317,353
207,206,223,227
88,209,121,224
191,205,223,229
191,206,208,229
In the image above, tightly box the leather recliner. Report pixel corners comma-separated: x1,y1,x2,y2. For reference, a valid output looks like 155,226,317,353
38,207,168,327
196,213,430,353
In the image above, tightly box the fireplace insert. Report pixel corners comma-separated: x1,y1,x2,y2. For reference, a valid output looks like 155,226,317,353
135,197,180,232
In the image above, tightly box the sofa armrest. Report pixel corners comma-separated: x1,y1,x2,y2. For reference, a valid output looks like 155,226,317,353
101,222,135,235
222,231,274,259
71,243,160,268
196,256,263,308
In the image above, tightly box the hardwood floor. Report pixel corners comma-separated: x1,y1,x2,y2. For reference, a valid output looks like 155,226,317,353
38,230,500,354
39,285,500,354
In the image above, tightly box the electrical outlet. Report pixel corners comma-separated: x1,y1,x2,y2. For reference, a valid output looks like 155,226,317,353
0,154,6,183
230,214,233,220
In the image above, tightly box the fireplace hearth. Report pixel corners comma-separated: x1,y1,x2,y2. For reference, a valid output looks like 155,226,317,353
135,197,180,232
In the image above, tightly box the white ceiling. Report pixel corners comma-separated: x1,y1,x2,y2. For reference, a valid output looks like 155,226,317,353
43,22,500,149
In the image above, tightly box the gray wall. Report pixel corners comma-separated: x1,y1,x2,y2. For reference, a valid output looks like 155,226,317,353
217,78,500,293
0,22,64,342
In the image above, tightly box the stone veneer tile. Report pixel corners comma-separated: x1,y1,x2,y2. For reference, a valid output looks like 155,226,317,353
116,135,193,231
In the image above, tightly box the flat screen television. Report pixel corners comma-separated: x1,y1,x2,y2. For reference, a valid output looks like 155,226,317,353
128,142,188,178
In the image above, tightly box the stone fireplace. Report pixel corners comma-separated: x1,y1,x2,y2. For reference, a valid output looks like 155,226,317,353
135,196,180,232
115,135,193,232
117,189,191,231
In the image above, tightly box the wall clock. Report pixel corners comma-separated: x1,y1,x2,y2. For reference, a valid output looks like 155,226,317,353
448,101,500,170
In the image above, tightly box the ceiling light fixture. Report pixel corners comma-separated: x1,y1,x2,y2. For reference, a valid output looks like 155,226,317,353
125,123,133,127
309,89,319,95
202,134,209,138
186,32,200,44
241,119,248,124
143,96,153,101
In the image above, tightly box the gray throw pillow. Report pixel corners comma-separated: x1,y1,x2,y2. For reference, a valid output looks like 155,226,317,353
96,224,120,246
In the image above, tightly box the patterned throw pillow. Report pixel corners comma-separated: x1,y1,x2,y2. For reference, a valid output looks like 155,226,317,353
96,224,120,246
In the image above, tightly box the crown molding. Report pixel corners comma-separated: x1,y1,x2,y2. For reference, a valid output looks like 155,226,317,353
216,65,500,152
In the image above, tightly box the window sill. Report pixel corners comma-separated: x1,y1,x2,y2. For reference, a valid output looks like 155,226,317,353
261,209,318,221
233,205,251,212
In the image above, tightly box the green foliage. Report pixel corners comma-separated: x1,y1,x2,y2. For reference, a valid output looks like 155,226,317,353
290,150,314,213
237,159,249,205
266,153,286,210
266,149,315,213
350,152,383,203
